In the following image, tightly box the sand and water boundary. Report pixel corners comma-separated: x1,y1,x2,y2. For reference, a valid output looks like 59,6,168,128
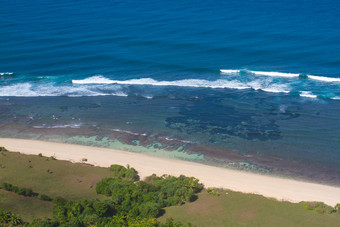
1,138,339,206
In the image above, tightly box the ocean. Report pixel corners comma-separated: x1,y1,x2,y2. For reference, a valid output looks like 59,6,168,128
1,0,340,185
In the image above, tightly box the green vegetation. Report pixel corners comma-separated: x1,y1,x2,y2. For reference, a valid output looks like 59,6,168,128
39,194,53,201
1,182,36,197
0,148,198,226
0,209,24,226
206,188,220,197
0,149,111,201
0,190,53,222
1,147,340,226
301,201,336,214
159,190,340,226
109,164,139,181
39,170,201,225
0,146,8,152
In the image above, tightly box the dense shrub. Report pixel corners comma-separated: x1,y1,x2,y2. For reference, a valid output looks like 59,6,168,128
0,209,24,225
39,194,53,201
0,182,35,197
52,196,67,205
109,164,139,181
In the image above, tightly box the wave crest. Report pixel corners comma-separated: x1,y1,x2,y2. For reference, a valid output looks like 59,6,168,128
220,69,340,82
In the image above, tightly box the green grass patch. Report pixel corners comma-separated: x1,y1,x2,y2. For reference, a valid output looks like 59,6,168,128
0,149,112,221
0,190,53,221
159,190,340,227
0,150,111,201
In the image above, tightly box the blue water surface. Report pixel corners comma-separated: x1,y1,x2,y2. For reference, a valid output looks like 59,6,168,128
1,0,340,183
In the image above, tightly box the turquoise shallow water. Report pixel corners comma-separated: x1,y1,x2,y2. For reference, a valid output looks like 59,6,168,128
1,0,340,184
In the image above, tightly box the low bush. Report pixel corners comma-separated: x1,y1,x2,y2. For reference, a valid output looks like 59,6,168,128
207,188,220,197
0,147,8,152
1,182,35,197
302,201,336,214
39,194,53,201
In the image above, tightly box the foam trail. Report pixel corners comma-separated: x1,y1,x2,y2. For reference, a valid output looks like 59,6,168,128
72,76,294,93
221,69,300,78
308,75,340,82
34,123,83,129
249,70,300,78
220,69,340,82
0,72,13,76
0,82,128,97
300,91,318,99
220,69,240,74
73,76,251,89
72,75,114,84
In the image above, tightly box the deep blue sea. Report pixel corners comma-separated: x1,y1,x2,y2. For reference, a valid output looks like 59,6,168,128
1,0,340,184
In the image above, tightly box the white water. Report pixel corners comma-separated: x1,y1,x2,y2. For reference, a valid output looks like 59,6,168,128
220,69,340,82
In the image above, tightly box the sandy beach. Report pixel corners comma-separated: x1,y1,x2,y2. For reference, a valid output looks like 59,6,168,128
0,137,339,206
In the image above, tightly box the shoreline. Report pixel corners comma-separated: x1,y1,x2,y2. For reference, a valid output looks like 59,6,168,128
1,138,340,206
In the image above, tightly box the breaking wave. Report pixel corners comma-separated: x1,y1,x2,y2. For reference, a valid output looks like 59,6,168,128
72,75,289,93
1,70,339,100
220,69,340,82
0,82,127,97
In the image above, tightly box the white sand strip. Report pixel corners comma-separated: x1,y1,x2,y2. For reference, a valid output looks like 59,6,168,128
0,138,339,206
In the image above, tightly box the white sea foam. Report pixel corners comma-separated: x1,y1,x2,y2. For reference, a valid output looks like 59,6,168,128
33,123,82,129
308,75,340,82
73,76,295,93
72,75,115,84
221,69,299,78
160,136,192,144
72,76,289,93
220,69,340,83
0,83,39,96
112,128,144,136
2,74,338,98
0,72,13,76
300,91,318,99
73,76,252,89
0,82,128,97
249,70,300,78
219,69,240,74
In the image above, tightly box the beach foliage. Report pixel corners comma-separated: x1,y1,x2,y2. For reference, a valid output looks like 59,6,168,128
207,188,220,197
0,146,8,152
301,201,336,214
109,164,139,181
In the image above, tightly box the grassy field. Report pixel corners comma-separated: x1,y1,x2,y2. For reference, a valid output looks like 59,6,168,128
159,189,340,226
0,149,112,221
0,190,53,221
0,150,111,200
1,148,340,226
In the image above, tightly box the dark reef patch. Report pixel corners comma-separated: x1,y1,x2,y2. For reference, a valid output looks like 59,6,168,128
166,96,299,141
